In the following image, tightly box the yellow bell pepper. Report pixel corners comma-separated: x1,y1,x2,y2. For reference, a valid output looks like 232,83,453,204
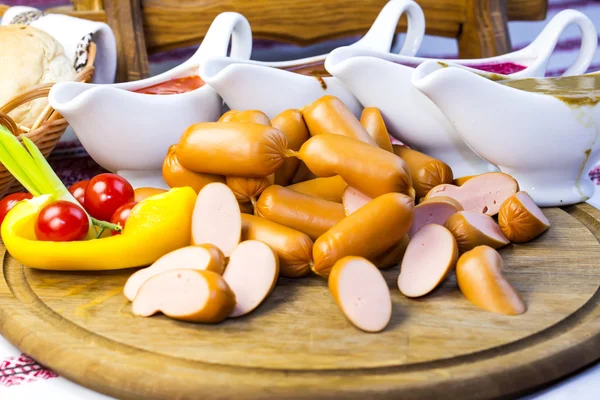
1,187,196,270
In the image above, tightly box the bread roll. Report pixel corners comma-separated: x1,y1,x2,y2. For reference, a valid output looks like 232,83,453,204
0,25,76,127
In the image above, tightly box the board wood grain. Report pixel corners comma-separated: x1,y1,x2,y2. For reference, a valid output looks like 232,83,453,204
1,203,600,399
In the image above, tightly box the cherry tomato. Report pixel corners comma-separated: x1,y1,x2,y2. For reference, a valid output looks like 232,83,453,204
110,201,137,235
69,180,89,206
84,173,135,221
35,200,89,242
0,192,33,226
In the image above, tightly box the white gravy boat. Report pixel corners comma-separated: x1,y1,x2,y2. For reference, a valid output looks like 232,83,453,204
199,0,426,118
49,12,253,189
412,60,600,207
325,9,598,177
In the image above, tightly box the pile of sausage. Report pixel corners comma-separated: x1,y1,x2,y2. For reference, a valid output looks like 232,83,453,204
128,95,551,333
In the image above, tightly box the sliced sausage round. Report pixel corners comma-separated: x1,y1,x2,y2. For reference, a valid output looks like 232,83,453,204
329,256,392,332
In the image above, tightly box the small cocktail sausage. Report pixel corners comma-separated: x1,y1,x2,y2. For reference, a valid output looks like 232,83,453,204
498,191,550,243
329,256,392,332
313,192,414,277
360,107,393,152
287,176,347,203
456,246,526,315
370,235,410,269
271,109,310,185
408,196,463,238
298,134,414,198
162,145,225,193
393,145,454,201
132,269,236,323
222,108,274,204
444,211,510,253
255,185,345,240
218,109,239,122
176,122,290,177
221,109,271,126
192,182,241,257
124,244,225,301
398,224,458,298
302,95,377,146
426,172,518,216
226,175,274,206
241,214,313,278
342,186,372,216
223,240,279,317
134,187,167,202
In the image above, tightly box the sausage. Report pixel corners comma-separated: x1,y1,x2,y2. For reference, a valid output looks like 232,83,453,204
223,240,279,317
255,185,345,240
226,175,273,206
408,196,463,238
222,109,271,126
392,145,454,201
271,109,310,185
124,244,225,301
360,107,393,152
192,182,241,257
298,134,414,198
131,269,236,323
328,256,392,332
398,224,458,298
241,214,313,278
498,191,550,243
287,176,347,203
175,122,290,177
342,186,372,216
302,95,377,146
456,246,526,315
291,161,318,183
313,192,414,277
221,108,274,202
370,235,410,269
134,187,167,202
425,172,518,216
453,175,475,186
218,109,239,122
444,211,510,253
162,145,225,192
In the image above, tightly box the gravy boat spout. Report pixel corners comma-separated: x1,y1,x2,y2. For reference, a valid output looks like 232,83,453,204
413,60,600,207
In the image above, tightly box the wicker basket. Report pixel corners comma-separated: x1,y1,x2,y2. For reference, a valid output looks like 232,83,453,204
0,42,97,197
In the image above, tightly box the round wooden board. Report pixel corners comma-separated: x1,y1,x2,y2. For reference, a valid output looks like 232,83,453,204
2,204,600,399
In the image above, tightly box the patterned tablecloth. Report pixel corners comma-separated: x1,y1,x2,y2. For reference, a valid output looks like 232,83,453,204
2,0,600,399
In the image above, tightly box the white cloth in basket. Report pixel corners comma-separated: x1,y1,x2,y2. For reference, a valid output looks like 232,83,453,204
1,6,116,84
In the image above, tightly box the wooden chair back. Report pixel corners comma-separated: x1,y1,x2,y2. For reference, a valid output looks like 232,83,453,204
1,0,548,82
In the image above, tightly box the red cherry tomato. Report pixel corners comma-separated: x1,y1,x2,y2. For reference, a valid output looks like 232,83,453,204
84,173,135,221
110,201,137,235
0,192,33,226
35,200,89,242
69,180,89,206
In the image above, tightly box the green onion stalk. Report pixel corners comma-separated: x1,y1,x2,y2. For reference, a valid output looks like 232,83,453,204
0,125,120,239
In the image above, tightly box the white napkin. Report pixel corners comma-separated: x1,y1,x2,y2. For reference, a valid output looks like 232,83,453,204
1,6,117,84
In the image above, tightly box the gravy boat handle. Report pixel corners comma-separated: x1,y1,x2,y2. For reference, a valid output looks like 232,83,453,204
516,9,597,77
352,0,425,56
182,11,253,68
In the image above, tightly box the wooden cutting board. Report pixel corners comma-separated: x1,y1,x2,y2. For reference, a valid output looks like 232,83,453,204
2,204,600,400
